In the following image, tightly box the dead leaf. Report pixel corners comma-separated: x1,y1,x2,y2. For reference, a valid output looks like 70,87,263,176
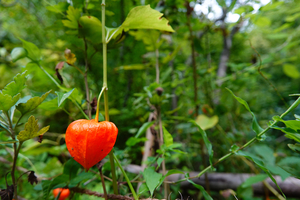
28,171,38,185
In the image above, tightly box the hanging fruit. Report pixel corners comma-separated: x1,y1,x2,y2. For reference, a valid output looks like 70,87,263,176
65,119,118,171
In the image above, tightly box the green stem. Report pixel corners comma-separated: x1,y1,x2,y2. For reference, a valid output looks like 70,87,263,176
72,64,85,75
102,0,118,195
176,97,300,183
39,64,61,88
38,64,90,119
95,87,106,122
73,100,90,120
113,154,138,200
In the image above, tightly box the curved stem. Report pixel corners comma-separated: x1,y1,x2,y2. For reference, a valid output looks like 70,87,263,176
102,0,118,195
70,64,84,75
113,154,138,200
95,87,106,122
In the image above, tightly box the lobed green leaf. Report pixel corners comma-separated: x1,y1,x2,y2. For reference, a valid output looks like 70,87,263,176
2,71,27,97
0,93,21,112
110,5,174,41
16,91,51,115
78,16,102,43
62,6,81,29
17,115,50,142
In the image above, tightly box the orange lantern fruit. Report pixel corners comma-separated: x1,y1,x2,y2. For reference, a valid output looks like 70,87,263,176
65,119,118,171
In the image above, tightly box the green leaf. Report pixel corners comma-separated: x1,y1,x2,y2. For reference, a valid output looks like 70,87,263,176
253,145,275,164
42,174,69,199
69,88,82,104
129,29,160,51
2,71,27,97
163,126,173,147
39,98,58,111
287,143,300,154
17,115,50,142
158,169,184,188
241,174,269,188
195,114,218,131
51,174,69,189
234,5,254,15
138,182,149,195
277,157,300,178
16,91,51,115
236,151,286,198
78,16,102,43
230,144,239,153
19,38,41,62
42,180,51,200
216,0,226,8
62,6,81,29
226,88,263,135
111,5,174,40
142,167,162,197
126,137,147,146
252,16,271,27
11,47,27,62
156,157,164,168
69,172,94,188
185,173,213,200
46,2,69,13
261,1,284,11
0,93,21,112
272,116,300,131
190,119,214,167
55,88,75,107
283,64,300,79
63,158,82,180
135,121,155,138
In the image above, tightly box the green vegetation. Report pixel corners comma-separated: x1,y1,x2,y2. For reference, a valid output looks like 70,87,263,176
1,0,300,199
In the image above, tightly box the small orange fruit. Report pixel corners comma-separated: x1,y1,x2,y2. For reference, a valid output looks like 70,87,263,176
52,188,70,200
65,119,118,171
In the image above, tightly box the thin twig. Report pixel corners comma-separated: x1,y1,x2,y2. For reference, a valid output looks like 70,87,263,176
99,168,108,200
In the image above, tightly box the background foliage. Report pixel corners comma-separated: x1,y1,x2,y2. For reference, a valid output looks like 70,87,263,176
1,0,300,199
